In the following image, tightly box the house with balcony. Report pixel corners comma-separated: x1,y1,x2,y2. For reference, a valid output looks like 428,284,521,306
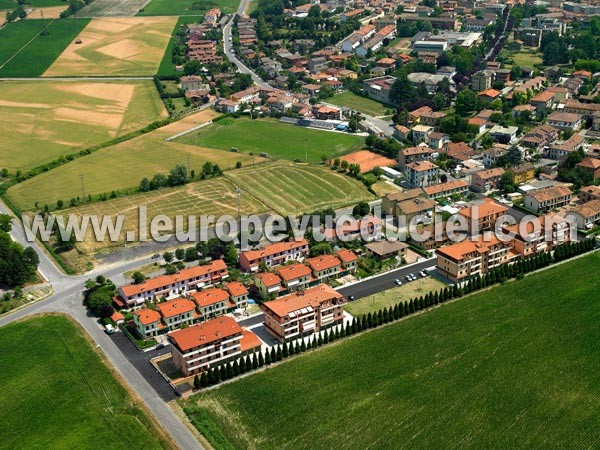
502,214,571,258
306,254,342,282
132,308,162,338
458,197,508,234
470,167,505,192
239,239,309,272
276,263,312,291
189,287,235,320
254,272,283,299
224,282,249,309
156,298,197,332
524,186,572,213
405,160,439,188
336,249,358,273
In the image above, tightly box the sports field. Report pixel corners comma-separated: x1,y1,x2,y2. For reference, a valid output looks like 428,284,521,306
0,80,166,172
43,17,177,76
328,91,389,116
225,161,375,215
8,110,265,211
177,118,365,163
185,252,600,449
138,0,238,16
63,177,268,251
0,316,172,449
0,19,90,77
345,277,447,316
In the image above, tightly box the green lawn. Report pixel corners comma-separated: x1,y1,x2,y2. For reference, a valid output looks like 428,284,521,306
225,160,375,215
328,91,389,117
504,50,544,69
138,0,238,15
157,16,199,77
0,316,171,449
0,19,90,77
0,0,16,9
177,118,365,163
345,277,447,316
184,253,600,449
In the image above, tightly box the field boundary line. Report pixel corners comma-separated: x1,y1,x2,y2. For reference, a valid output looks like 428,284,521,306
0,19,55,70
165,120,213,142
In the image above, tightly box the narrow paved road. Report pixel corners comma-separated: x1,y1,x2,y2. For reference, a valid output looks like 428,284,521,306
0,200,204,450
222,3,273,89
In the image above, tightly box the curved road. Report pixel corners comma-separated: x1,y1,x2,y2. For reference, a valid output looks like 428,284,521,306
0,200,203,450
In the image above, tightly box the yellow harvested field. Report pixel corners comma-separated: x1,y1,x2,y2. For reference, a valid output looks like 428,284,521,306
43,17,177,76
25,6,68,19
0,80,166,171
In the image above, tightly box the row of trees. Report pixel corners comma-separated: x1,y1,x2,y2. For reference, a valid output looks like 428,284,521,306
0,215,39,288
192,240,596,390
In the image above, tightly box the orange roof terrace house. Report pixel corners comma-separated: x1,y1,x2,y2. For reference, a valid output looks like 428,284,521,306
239,239,309,272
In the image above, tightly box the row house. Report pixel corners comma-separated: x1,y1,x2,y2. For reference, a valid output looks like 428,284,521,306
229,87,260,104
562,100,600,120
239,239,309,272
305,254,342,283
436,234,513,282
277,263,312,292
547,112,582,131
132,298,196,339
470,167,505,192
545,134,585,160
567,199,600,230
254,272,283,299
168,317,260,376
382,189,436,224
118,260,228,307
261,284,346,341
189,287,235,319
524,186,572,213
336,248,358,273
521,124,558,150
423,179,468,199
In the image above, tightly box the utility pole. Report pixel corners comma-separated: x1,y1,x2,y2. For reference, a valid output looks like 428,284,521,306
186,153,191,175
80,174,86,202
304,138,308,163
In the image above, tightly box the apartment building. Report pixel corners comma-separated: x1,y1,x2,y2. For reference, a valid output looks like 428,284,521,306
306,254,342,282
168,317,245,376
562,100,600,120
399,146,434,170
382,189,436,224
261,284,346,341
458,198,509,234
118,260,228,307
423,179,468,199
132,308,162,338
405,160,439,188
524,186,572,213
471,168,505,192
547,112,582,130
156,298,197,332
580,185,600,203
239,239,309,272
436,234,513,282
509,163,535,184
503,214,571,258
567,200,600,230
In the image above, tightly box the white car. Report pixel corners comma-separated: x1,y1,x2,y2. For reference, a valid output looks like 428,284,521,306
419,270,427,277
104,324,115,334
394,279,402,286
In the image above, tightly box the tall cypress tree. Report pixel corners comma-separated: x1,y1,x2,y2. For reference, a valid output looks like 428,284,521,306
233,360,240,376
258,351,265,367
200,371,209,388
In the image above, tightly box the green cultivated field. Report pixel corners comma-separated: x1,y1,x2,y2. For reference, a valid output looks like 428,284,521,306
138,0,238,15
185,253,600,450
0,19,90,77
177,118,365,163
328,91,388,116
0,316,170,449
157,16,199,76
225,161,374,215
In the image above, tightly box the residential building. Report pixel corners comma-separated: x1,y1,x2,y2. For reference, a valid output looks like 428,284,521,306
472,70,493,92
363,76,395,104
239,239,309,272
276,263,312,291
427,132,448,150
547,112,582,130
420,111,447,127
306,254,342,282
336,248,358,273
224,282,249,309
529,90,555,113
477,89,501,104
156,298,197,331
567,200,600,229
436,234,513,282
471,168,505,192
405,160,439,188
423,179,468,199
502,214,571,258
580,185,600,203
562,100,600,120
189,287,235,319
132,308,162,338
522,124,559,150
509,163,535,184
458,198,509,234
117,260,228,307
399,146,434,169
524,186,572,213
394,125,410,141
365,240,408,260
261,284,346,341
412,125,434,144
254,272,282,299
382,189,436,224
482,146,508,168
489,124,518,144
576,158,600,180
322,215,382,242
168,317,247,376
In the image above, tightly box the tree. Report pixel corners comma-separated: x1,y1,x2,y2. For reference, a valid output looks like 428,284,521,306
200,372,209,388
185,247,198,261
498,170,515,193
389,73,416,107
455,89,480,116
175,248,185,261
132,271,145,284
0,214,12,233
167,164,188,187
352,201,370,217
193,375,201,390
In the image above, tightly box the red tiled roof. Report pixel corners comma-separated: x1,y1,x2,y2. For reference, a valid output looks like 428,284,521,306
168,317,242,352
277,263,311,281
262,284,343,317
156,298,196,319
224,281,248,298
306,254,341,272
190,287,230,308
132,308,161,325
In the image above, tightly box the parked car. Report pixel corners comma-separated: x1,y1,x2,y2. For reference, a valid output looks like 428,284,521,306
104,324,115,334
151,253,160,259
419,270,427,277
349,295,355,301
394,279,402,286
406,275,412,282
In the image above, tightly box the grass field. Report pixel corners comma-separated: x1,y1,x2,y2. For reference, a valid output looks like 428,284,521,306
328,91,389,116
225,160,375,215
7,110,266,211
505,50,543,68
345,277,447,316
43,17,177,76
185,252,600,449
157,16,198,77
25,5,69,18
0,80,166,173
64,177,268,252
0,316,171,449
372,180,400,196
138,0,238,15
0,19,90,77
177,118,365,163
